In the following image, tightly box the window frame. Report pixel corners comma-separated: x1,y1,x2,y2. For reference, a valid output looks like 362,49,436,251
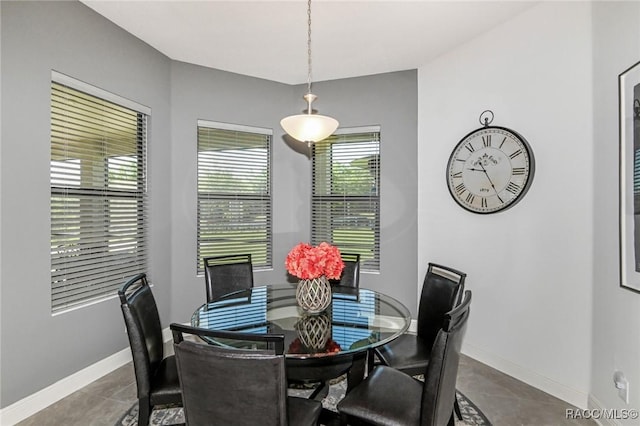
50,71,150,315
311,126,381,272
196,120,273,274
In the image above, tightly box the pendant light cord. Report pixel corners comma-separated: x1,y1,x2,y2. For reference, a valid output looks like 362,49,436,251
307,0,313,95
280,0,338,146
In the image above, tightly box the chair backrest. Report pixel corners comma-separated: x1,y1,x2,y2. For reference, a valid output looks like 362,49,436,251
331,253,361,288
118,273,164,398
417,263,466,343
170,323,288,426
203,254,254,302
420,290,472,426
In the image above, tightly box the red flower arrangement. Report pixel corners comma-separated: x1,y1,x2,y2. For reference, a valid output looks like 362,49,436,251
285,242,345,280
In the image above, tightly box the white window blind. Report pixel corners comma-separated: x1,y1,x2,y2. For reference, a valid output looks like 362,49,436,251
197,121,272,273
312,128,381,271
50,80,148,314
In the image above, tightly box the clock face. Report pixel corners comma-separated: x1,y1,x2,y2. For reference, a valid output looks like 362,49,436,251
446,126,534,214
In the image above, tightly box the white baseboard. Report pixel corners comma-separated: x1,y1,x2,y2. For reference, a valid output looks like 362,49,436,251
462,342,589,410
0,348,132,426
0,327,177,426
409,319,590,410
587,395,614,426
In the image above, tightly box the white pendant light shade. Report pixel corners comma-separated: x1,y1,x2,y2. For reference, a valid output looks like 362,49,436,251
280,112,339,144
281,0,339,147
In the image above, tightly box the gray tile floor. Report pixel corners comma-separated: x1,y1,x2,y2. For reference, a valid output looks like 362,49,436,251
456,356,594,426
16,355,594,426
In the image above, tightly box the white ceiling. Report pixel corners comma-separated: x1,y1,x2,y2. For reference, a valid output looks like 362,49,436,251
81,0,538,85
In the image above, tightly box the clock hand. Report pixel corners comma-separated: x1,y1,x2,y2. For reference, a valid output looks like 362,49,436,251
466,167,485,172
478,162,503,203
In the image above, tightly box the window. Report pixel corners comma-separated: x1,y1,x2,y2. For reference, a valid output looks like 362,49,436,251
50,74,148,314
312,127,381,271
197,121,272,273
634,149,640,212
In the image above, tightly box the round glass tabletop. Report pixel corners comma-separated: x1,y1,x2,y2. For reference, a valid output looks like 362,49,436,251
191,284,411,359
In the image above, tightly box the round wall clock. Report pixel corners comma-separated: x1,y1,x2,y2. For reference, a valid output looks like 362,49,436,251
446,112,535,214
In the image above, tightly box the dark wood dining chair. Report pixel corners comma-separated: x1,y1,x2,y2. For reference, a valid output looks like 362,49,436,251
330,253,361,289
374,262,466,376
118,273,182,426
203,253,254,302
338,290,472,426
170,323,322,426
374,262,466,420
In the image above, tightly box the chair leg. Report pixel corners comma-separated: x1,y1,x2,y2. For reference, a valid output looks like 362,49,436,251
138,397,151,426
454,394,463,420
308,381,329,400
366,348,376,374
347,352,367,393
447,411,455,426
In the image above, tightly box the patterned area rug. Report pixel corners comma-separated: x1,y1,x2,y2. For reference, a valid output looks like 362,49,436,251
117,377,491,426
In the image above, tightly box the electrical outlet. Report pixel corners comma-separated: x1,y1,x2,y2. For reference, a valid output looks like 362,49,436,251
620,378,630,404
614,371,630,404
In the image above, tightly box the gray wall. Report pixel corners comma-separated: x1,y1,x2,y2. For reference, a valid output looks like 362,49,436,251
312,73,419,311
168,61,301,319
169,64,419,323
0,1,418,407
0,1,173,407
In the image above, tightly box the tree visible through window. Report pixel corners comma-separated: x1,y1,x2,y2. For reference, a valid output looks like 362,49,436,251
312,128,381,271
197,121,272,273
50,79,147,314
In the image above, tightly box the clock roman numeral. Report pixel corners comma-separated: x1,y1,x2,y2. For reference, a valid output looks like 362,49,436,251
512,167,526,176
481,197,488,209
465,192,475,204
499,136,507,149
455,183,466,194
451,171,462,179
465,143,475,153
509,149,523,159
506,182,521,194
482,135,491,147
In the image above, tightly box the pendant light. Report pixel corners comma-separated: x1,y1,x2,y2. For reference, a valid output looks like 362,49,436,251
280,0,339,147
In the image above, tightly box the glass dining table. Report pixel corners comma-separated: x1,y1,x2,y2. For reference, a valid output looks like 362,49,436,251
191,283,411,393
